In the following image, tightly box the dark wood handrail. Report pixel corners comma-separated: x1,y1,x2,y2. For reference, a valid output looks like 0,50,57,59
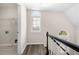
46,32,79,55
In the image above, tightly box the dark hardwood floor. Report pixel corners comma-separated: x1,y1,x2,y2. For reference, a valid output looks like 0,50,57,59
23,44,46,55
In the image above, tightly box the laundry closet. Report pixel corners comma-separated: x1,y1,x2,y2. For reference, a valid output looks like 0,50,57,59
0,3,18,55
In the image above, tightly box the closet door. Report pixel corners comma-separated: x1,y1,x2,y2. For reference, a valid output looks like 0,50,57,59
0,18,17,45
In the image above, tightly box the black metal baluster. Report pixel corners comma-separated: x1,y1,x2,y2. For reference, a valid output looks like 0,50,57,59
46,32,49,55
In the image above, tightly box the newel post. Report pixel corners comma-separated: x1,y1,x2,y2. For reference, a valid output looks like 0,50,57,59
46,32,49,55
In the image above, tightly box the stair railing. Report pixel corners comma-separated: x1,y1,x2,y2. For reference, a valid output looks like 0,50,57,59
46,32,79,55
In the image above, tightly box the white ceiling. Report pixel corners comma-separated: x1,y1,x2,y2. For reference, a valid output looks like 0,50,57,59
0,3,79,27
26,3,79,27
25,3,76,12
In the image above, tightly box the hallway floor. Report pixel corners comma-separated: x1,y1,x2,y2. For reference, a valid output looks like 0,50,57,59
24,44,46,55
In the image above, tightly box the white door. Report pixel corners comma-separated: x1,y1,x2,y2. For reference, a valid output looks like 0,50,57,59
0,18,17,54
0,18,17,45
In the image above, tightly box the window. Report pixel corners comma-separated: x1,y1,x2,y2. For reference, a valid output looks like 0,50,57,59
31,10,41,32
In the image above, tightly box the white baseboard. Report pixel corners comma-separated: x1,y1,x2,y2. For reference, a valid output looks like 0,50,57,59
27,42,44,45
21,43,27,54
44,44,47,47
27,42,47,47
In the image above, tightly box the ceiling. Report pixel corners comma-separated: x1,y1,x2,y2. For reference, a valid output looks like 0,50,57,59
26,3,79,27
0,3,79,27
25,3,77,12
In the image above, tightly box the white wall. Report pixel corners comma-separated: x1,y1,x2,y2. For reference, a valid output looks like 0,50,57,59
18,4,27,54
27,10,43,45
73,27,79,54
64,4,79,28
42,11,75,54
64,3,79,45
42,11,75,45
63,4,79,54
76,28,79,45
27,10,75,48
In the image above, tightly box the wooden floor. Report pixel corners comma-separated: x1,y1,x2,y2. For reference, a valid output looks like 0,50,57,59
23,44,46,55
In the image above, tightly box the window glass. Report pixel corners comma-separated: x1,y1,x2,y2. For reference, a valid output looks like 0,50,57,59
31,10,41,32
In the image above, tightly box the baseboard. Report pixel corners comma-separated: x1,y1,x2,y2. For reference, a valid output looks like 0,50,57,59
44,44,47,47
21,43,28,55
27,42,44,45
27,42,47,47
22,45,28,55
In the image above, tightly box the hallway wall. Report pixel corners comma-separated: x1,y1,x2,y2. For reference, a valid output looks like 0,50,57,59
64,4,79,45
42,11,75,45
76,28,79,45
27,10,75,48
27,10,43,44
42,11,75,54
18,4,27,54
